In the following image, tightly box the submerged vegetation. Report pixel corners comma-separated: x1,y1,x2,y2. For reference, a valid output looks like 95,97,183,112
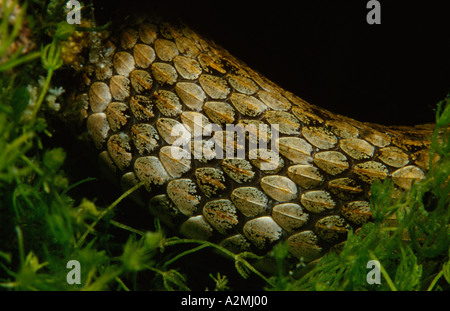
0,0,448,291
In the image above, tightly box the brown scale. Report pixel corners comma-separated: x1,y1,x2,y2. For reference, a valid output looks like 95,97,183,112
64,14,433,264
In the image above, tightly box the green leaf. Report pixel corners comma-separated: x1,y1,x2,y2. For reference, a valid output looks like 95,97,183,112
120,234,160,272
54,21,76,40
394,246,422,291
43,147,66,171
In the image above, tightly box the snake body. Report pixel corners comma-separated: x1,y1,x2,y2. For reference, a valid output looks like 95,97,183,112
66,13,434,263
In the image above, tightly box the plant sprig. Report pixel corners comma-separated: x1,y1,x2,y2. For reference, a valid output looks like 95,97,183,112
0,0,41,72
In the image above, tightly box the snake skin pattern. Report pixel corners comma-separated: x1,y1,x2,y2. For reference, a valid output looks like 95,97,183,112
66,14,434,263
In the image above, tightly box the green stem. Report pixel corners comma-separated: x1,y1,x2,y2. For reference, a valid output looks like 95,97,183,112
145,265,166,278
426,270,444,291
110,220,146,236
75,181,144,248
164,238,236,259
163,244,209,268
0,0,25,57
369,251,397,291
2,132,34,165
61,177,97,195
15,226,24,268
0,51,41,72
20,154,44,176
237,254,274,287
115,277,131,291
163,238,274,287
29,68,54,127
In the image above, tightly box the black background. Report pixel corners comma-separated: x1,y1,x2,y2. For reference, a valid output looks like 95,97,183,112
94,0,449,126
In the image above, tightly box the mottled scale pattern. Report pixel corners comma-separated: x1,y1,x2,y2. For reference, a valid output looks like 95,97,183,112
70,16,434,263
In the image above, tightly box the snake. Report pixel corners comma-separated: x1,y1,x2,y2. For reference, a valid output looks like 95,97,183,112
62,8,435,267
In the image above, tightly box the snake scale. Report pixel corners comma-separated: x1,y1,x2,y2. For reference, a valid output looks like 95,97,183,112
63,9,435,265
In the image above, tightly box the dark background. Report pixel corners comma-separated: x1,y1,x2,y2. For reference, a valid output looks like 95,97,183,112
94,0,449,126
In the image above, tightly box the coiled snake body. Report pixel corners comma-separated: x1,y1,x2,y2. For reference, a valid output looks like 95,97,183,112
65,13,434,264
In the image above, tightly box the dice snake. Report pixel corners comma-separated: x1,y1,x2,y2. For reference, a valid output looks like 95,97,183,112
62,10,434,265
